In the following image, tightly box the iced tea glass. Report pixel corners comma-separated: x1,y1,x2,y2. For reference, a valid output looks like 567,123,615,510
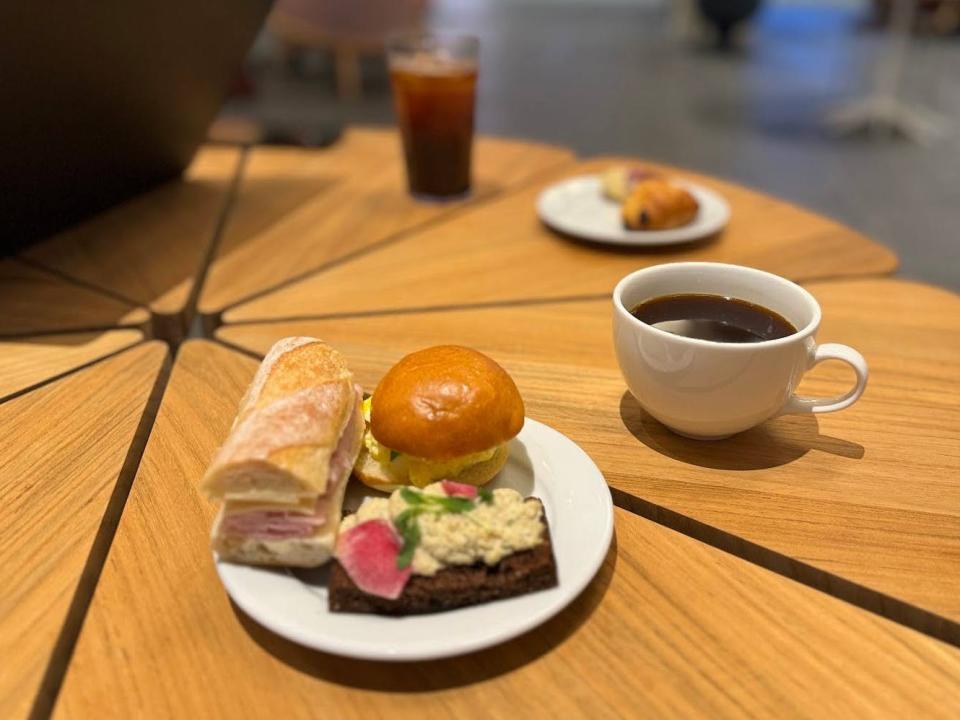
388,33,479,200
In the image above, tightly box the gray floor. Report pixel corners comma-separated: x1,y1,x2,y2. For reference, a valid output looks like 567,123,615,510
229,0,960,290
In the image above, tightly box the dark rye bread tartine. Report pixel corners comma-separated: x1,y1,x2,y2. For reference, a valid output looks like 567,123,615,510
329,500,558,615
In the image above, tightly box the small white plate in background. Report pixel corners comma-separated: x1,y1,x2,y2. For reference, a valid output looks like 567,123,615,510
537,174,730,246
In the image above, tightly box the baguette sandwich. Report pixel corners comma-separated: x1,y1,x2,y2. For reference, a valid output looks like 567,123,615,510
201,337,363,567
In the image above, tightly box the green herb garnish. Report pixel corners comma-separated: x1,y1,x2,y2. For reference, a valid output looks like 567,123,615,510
400,487,423,505
393,487,479,569
441,495,474,512
395,509,421,569
399,487,471,512
389,449,401,462
478,487,494,504
394,507,418,532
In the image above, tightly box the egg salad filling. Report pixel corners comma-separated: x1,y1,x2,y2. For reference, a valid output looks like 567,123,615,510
361,396,499,487
339,482,545,576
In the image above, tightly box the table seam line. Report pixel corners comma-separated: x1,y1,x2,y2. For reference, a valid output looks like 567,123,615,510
0,337,147,405
211,334,264,361
177,145,250,346
214,269,905,329
218,293,613,329
26,345,172,720
14,255,145,308
0,320,150,341
609,487,960,649
202,154,579,326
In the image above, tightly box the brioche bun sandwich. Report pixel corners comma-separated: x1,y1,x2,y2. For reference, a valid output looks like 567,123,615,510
354,345,524,491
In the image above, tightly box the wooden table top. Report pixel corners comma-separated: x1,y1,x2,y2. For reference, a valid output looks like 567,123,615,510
7,130,960,717
19,146,241,341
219,278,960,644
196,127,575,326
0,329,142,402
0,259,147,337
221,156,896,324
0,343,168,720
54,341,960,720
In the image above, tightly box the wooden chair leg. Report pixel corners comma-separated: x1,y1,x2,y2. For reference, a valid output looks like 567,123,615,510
333,46,362,99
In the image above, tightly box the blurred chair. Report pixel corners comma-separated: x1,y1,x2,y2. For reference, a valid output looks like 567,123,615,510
269,0,430,98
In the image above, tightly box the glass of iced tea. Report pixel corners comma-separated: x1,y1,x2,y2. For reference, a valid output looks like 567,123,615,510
388,33,479,200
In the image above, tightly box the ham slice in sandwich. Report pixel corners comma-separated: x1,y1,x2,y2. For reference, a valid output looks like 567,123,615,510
201,337,364,567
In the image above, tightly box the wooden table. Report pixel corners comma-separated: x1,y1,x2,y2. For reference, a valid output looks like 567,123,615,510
0,329,143,402
0,343,168,720
4,127,958,719
218,277,960,644
196,128,577,327
219,156,896,324
53,342,960,720
0,259,148,337
19,147,241,342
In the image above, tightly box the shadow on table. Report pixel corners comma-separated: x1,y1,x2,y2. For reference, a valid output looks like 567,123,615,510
231,533,617,690
19,177,233,300
619,391,864,470
213,175,334,258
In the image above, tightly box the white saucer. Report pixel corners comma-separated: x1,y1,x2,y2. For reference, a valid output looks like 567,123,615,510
537,174,730,246
215,418,614,661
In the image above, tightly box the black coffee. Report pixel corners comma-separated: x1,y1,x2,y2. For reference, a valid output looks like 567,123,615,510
630,293,797,343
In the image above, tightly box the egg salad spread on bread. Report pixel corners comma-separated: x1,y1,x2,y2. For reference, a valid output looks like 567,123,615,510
339,481,545,576
360,396,499,487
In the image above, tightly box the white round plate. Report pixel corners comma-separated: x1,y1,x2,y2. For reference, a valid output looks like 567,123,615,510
215,418,613,661
537,174,730,246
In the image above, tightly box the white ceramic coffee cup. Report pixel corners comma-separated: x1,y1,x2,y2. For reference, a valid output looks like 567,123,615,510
612,262,868,439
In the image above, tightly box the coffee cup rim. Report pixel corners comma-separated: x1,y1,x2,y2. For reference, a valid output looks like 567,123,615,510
612,262,821,349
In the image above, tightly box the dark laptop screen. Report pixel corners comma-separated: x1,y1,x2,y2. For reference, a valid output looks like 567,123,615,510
0,0,271,250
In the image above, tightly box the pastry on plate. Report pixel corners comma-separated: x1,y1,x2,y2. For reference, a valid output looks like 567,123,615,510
201,337,364,567
600,165,660,202
621,178,699,231
354,345,524,492
329,480,558,615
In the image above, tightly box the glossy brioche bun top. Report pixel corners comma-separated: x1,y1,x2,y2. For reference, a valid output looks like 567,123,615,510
370,345,524,459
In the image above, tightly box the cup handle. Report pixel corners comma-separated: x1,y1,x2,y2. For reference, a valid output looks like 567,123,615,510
779,343,868,415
